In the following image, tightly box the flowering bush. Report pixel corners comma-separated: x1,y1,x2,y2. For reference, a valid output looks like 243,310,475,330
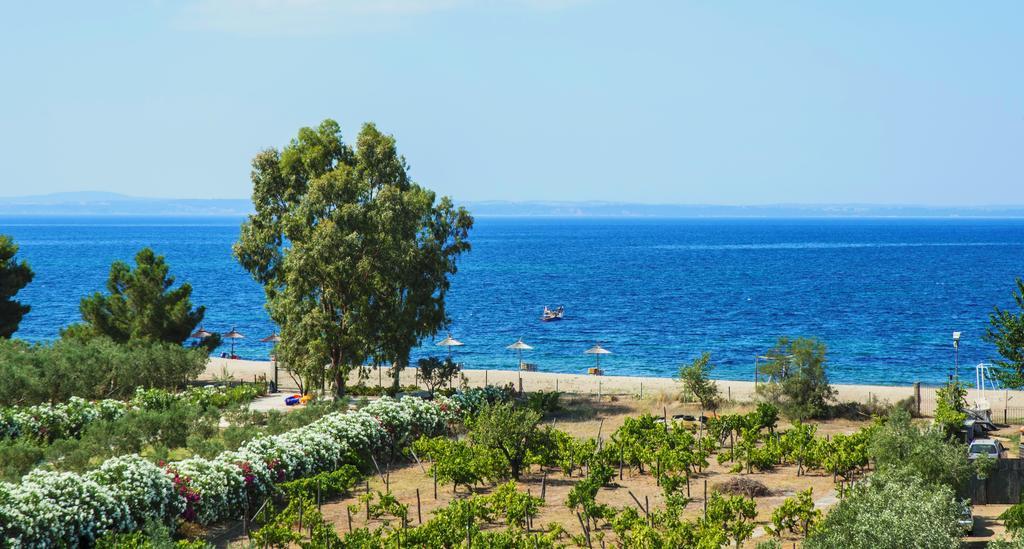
0,385,264,444
0,396,447,547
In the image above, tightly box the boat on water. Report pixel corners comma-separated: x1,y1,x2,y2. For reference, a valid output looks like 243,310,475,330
541,306,565,322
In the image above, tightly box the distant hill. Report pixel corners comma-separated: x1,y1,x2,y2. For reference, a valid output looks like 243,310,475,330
464,201,1024,218
2,193,1024,218
0,192,253,216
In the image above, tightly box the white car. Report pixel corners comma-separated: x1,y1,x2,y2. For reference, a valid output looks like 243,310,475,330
967,438,1004,460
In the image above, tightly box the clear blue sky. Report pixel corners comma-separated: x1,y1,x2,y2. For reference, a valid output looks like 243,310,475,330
0,1,1021,204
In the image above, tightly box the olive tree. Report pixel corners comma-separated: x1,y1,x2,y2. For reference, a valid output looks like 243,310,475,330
804,472,962,549
234,120,472,396
470,402,541,480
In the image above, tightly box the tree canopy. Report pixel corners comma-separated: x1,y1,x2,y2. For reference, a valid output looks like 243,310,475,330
757,337,835,419
985,278,1024,388
0,235,34,339
678,351,720,412
804,472,962,549
71,248,205,345
234,119,472,396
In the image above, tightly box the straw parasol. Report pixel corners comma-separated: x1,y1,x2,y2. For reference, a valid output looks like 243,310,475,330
436,333,464,360
506,338,533,368
584,343,612,370
190,326,213,340
223,327,245,357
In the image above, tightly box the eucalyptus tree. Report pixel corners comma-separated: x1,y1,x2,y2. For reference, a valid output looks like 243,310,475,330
234,120,472,396
0,235,33,339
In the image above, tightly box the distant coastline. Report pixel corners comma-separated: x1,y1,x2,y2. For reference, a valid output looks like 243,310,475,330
4,192,1024,218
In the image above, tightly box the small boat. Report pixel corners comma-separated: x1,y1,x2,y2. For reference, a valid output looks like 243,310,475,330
541,306,564,322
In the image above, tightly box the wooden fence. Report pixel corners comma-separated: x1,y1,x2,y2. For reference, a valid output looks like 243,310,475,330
964,458,1024,505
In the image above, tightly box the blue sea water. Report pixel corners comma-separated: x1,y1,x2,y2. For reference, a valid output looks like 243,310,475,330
3,216,1024,387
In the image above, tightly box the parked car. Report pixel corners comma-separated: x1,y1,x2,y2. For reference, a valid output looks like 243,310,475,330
958,500,975,535
968,438,1004,460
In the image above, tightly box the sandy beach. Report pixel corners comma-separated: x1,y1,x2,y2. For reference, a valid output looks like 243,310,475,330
204,357,1024,417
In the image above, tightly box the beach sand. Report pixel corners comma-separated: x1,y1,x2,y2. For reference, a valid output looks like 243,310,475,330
204,357,1024,416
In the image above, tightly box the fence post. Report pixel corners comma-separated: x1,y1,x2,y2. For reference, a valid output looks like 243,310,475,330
913,382,921,416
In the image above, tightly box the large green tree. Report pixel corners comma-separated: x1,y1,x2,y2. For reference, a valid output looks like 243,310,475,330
0,235,34,339
757,337,835,419
72,248,205,344
234,120,472,396
985,278,1024,388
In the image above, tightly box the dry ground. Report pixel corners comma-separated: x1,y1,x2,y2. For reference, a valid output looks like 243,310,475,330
218,396,883,547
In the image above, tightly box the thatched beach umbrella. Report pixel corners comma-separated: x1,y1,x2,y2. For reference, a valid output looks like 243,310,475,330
584,343,612,370
223,327,245,357
436,333,464,361
190,326,213,340
506,338,533,368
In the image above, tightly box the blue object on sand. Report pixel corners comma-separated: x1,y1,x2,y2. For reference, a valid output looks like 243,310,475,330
285,396,300,406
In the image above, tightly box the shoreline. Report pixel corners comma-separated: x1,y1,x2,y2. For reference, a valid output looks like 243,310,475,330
204,357,1022,416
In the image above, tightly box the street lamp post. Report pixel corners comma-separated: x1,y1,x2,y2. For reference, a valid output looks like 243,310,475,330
953,331,961,380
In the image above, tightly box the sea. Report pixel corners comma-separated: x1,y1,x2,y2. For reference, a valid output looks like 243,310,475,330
3,216,1024,387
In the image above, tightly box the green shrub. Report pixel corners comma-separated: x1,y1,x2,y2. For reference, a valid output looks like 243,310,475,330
0,337,207,405
526,390,562,415
805,473,961,549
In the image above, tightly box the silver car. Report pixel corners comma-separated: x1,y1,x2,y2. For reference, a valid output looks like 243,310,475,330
967,438,1004,460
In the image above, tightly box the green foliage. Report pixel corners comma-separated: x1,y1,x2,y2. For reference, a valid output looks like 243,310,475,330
417,356,461,397
868,409,970,490
72,248,204,345
485,481,544,529
678,352,721,412
234,119,473,396
0,336,207,406
934,380,968,436
757,337,836,419
1000,502,1024,534
95,520,209,548
526,390,563,416
470,402,542,480
768,488,820,538
278,464,362,500
252,496,341,548
985,278,1024,388
412,436,504,492
0,234,33,339
805,473,962,549
704,491,757,549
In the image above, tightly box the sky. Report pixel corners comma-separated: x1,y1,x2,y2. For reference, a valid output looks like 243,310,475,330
0,1,1021,205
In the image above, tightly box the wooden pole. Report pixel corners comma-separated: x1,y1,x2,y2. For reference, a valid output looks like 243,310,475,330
433,467,438,499
628,491,648,517
416,488,422,524
347,507,353,532
541,471,548,501
703,479,708,518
